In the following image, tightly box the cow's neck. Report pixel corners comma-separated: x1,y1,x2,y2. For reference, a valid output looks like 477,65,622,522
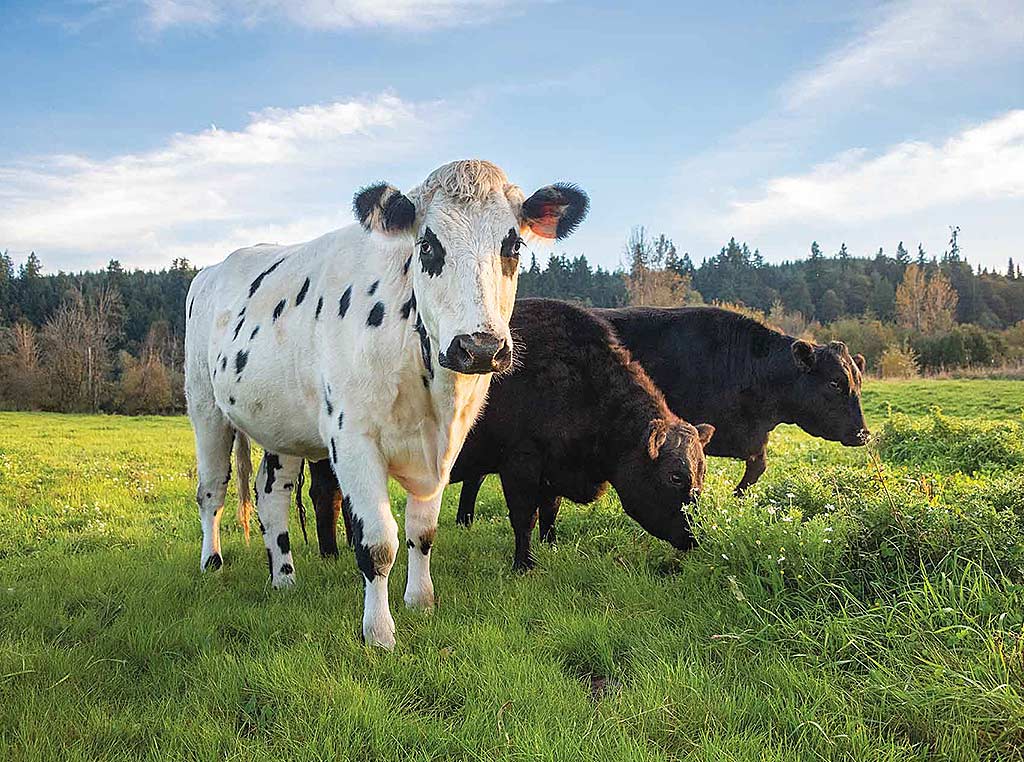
425,367,490,486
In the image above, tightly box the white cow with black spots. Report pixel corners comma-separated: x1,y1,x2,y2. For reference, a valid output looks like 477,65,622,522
184,160,588,648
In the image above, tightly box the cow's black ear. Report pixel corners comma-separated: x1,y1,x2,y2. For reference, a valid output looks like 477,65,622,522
353,183,416,235
521,183,589,240
852,353,866,373
791,340,816,372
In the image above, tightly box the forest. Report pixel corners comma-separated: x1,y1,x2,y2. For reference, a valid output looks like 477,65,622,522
2,226,1023,414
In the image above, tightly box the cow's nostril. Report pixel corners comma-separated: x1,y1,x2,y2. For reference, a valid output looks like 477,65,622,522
493,339,511,368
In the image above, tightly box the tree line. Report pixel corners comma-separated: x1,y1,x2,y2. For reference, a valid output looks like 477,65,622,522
2,227,1023,413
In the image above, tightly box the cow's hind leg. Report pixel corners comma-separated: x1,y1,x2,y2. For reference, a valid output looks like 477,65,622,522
255,452,302,588
404,492,442,611
190,410,234,572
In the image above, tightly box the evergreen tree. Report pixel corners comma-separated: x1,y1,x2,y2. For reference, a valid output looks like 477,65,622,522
917,244,927,266
1008,257,1016,279
896,241,910,266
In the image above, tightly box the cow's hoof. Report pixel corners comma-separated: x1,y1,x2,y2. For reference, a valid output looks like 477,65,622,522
201,552,223,572
363,615,396,650
404,588,435,612
271,571,296,589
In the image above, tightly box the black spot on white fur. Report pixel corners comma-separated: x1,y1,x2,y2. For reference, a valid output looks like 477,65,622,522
279,563,293,575
330,438,338,464
415,315,433,379
367,302,385,327
296,277,310,306
233,318,245,341
249,326,259,341
338,286,352,318
400,291,416,320
419,227,445,277
315,296,323,319
276,532,290,554
337,411,344,430
249,259,284,298
204,552,222,571
264,453,281,493
235,350,248,375
367,280,379,296
272,299,287,322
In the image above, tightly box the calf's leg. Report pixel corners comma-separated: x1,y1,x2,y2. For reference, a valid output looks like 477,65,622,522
537,494,562,544
404,492,442,611
254,452,302,588
454,472,485,527
331,436,399,649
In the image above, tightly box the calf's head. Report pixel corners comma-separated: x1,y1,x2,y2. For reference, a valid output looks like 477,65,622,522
354,160,588,375
612,418,714,551
790,339,869,446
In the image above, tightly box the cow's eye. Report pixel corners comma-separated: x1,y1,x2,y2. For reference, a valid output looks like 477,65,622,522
828,380,842,392
511,238,522,256
419,240,432,256
670,472,685,485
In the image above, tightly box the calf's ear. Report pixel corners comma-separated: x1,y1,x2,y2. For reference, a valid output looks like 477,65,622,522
353,183,416,235
695,423,715,446
647,418,670,460
521,183,589,240
791,340,816,372
853,353,866,373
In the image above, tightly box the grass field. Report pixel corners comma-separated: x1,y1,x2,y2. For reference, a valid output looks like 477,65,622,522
1,379,1023,761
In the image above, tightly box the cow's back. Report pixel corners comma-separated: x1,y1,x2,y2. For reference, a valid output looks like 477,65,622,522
598,306,794,458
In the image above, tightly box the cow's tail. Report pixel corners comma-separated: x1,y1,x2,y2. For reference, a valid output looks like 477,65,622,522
295,461,309,545
234,430,255,545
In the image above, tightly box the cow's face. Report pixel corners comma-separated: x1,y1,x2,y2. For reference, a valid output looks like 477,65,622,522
612,419,714,550
354,160,588,375
790,340,869,446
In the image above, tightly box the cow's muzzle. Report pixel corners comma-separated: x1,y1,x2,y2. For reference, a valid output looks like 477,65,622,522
439,332,511,374
842,427,870,447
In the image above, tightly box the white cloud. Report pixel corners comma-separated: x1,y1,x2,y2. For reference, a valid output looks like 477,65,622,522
0,94,457,268
785,0,1024,109
140,0,524,31
723,110,1024,230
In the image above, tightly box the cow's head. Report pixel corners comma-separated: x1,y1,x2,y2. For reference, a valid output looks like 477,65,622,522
612,418,714,551
790,339,869,446
354,160,588,375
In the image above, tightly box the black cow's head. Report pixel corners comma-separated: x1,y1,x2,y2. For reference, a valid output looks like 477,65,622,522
790,339,869,446
611,418,715,551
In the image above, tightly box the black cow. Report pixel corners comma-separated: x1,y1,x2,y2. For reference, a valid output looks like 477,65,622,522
456,306,868,539
457,305,868,525
587,307,868,494
305,299,714,569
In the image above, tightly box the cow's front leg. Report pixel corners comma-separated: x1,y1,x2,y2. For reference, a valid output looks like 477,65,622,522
404,492,442,611
734,446,768,495
255,452,302,588
331,437,398,649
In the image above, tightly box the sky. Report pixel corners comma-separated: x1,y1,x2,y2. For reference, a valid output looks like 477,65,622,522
1,0,1022,274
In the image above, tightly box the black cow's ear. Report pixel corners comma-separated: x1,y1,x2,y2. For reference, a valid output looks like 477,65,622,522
521,183,589,240
791,340,816,372
852,353,866,373
695,423,715,446
353,183,416,235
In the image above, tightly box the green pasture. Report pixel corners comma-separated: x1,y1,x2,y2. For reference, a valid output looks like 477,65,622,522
1,379,1023,761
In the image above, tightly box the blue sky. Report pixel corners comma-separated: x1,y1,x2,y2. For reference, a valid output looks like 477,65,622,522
1,0,1022,273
